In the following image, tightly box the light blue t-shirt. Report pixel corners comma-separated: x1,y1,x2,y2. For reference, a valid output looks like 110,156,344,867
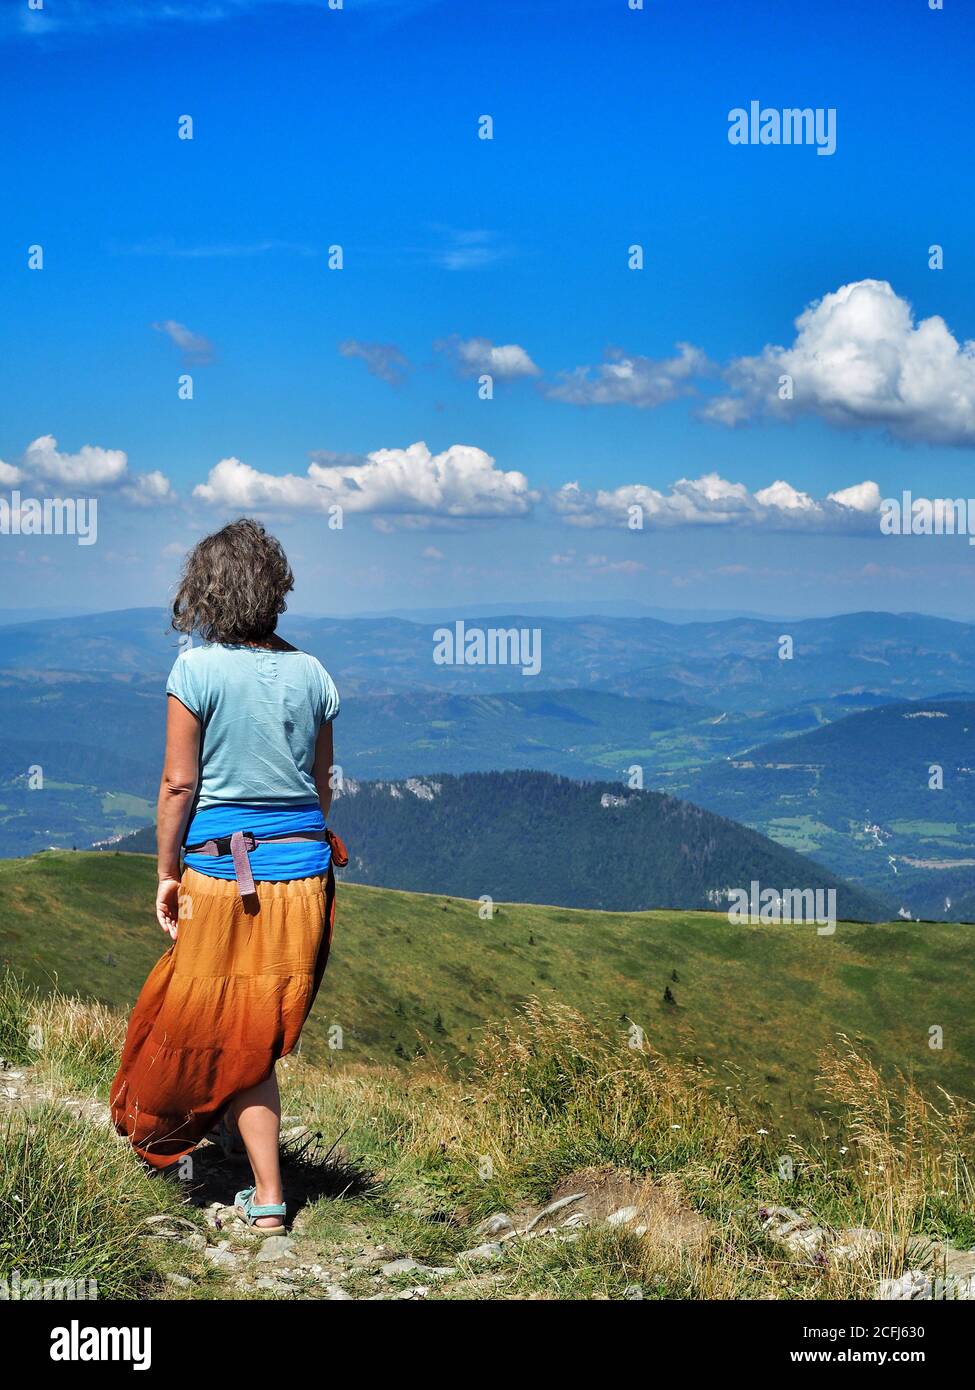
166,642,340,813
167,643,340,882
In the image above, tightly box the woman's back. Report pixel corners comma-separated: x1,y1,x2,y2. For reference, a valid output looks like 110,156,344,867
167,642,340,810
112,517,343,1185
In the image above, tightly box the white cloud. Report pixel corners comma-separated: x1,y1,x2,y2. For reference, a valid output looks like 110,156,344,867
0,458,23,486
14,435,175,503
753,479,817,511
552,472,881,533
826,480,882,512
24,435,129,488
705,279,975,445
194,441,538,521
152,319,214,364
193,458,323,511
544,342,710,408
421,546,445,560
436,335,540,380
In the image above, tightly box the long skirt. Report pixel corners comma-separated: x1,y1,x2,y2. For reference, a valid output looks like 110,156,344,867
109,865,335,1169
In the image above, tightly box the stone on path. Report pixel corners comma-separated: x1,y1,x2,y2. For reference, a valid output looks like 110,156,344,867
204,1246,238,1270
458,1242,503,1262
256,1236,296,1262
478,1213,515,1237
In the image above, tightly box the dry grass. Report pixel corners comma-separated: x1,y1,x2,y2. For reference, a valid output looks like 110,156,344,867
28,991,125,1095
814,1035,975,1267
4,975,975,1300
282,998,975,1297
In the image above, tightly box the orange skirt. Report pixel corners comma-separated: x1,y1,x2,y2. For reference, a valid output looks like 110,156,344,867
110,865,335,1169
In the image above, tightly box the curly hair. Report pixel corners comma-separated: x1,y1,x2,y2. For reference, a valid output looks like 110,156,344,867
171,518,294,644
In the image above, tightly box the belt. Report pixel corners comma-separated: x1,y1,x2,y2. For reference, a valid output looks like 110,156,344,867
184,828,331,896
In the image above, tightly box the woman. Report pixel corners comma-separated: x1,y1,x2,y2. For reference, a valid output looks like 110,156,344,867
110,517,344,1233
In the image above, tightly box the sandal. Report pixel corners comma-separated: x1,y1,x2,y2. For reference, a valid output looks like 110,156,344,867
234,1186,287,1235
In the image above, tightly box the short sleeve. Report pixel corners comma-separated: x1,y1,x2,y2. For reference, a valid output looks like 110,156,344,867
315,661,340,725
166,651,204,719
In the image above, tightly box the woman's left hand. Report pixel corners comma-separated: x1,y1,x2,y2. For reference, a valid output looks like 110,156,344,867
156,877,182,939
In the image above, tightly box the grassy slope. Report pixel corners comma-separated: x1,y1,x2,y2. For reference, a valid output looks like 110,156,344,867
2,851,974,1129
9,983,975,1301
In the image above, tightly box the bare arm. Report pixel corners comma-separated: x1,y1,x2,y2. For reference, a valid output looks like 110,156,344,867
155,694,201,936
312,720,335,820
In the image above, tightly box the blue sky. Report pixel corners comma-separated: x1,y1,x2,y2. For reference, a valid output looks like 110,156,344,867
3,0,975,617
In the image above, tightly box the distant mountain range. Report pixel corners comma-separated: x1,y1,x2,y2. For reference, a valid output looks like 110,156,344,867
3,607,975,918
669,698,975,921
3,606,975,709
0,608,94,627
0,667,918,859
348,602,796,623
105,769,889,921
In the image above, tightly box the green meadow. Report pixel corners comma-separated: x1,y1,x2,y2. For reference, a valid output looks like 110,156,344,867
1,850,973,1133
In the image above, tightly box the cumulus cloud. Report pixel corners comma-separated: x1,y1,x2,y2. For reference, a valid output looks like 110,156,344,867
14,435,175,503
152,319,215,364
24,436,130,488
753,479,819,512
435,335,540,380
704,279,975,445
338,339,411,386
0,458,24,486
543,342,711,408
193,441,538,521
825,480,882,511
552,472,881,533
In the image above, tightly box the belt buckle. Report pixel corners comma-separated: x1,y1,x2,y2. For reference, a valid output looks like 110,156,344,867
242,831,257,852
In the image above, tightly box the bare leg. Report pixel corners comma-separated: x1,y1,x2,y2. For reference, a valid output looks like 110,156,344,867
229,1068,284,1229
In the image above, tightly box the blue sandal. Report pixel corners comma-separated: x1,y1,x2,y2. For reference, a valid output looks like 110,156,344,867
235,1186,287,1235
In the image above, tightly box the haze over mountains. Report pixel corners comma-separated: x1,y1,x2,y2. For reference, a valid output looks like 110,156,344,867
2,607,975,919
4,606,975,706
